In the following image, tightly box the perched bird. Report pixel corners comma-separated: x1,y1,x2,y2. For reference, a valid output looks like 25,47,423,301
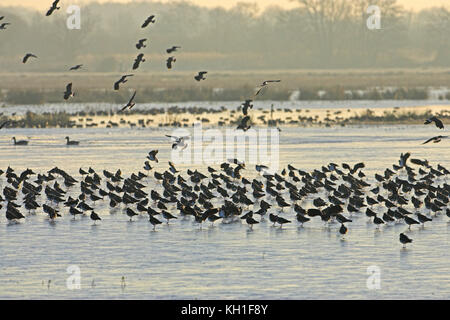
65,136,79,146
90,211,101,224
120,91,137,112
194,71,207,81
46,0,60,16
255,80,281,96
136,39,147,50
166,46,181,54
132,53,146,70
424,116,444,129
69,64,83,71
114,74,134,90
141,15,156,28
22,53,37,64
166,56,176,69
149,214,162,230
246,216,259,229
63,83,75,100
399,233,413,248
422,136,448,145
166,135,189,150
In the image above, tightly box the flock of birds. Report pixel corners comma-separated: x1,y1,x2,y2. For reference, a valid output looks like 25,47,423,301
1,1,449,251
2,149,450,249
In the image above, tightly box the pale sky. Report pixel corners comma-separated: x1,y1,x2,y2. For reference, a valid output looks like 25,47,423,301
1,0,449,12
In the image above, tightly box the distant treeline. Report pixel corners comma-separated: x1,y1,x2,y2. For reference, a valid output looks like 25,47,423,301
0,86,438,104
0,0,449,71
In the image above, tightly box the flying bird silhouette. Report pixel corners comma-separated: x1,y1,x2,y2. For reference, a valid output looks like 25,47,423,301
166,135,190,150
120,91,137,112
141,15,156,28
114,74,134,90
136,39,147,50
194,71,207,81
69,64,83,71
255,80,281,96
424,116,444,129
63,83,75,100
46,0,61,16
166,46,181,54
132,54,146,70
0,23,10,30
22,53,37,64
166,56,176,69
422,135,448,145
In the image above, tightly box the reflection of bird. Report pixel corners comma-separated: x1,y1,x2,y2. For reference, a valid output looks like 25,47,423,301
399,233,412,248
166,46,181,54
69,64,83,71
136,39,147,49
63,83,75,100
132,53,146,70
194,71,207,81
114,74,134,90
424,116,444,129
422,135,448,145
120,91,137,112
166,56,176,69
141,15,156,28
255,80,281,96
46,0,61,16
22,53,37,64
166,135,189,150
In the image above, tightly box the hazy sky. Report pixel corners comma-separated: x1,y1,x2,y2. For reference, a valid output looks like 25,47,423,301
1,0,449,11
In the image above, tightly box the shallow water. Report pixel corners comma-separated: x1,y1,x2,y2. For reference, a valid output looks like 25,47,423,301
0,125,449,299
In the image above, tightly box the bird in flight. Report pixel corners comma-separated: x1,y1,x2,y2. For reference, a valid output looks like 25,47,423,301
424,116,444,129
194,71,207,81
422,135,448,145
114,74,134,90
166,135,190,150
0,16,4,21
241,100,253,116
132,53,146,70
22,53,37,64
69,64,83,71
136,39,147,50
141,15,156,28
166,56,176,69
46,0,61,17
147,150,159,163
166,46,181,54
120,91,137,112
0,23,10,30
255,80,281,96
63,83,75,100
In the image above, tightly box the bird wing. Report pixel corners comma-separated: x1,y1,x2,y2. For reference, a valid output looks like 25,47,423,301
66,83,72,91
422,137,436,145
255,87,264,96
114,81,120,90
128,91,137,103
434,117,444,129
